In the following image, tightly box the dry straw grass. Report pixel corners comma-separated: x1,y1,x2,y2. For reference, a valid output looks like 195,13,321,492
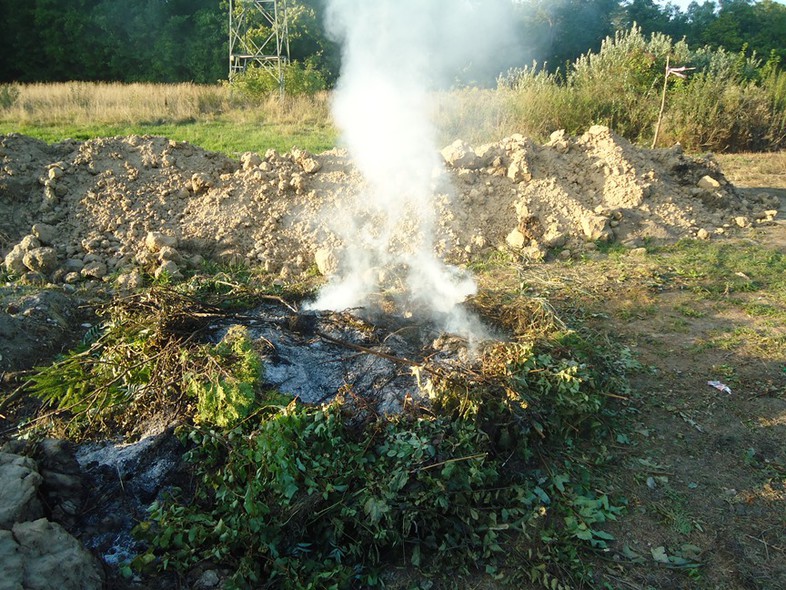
2,82,527,146
0,82,333,128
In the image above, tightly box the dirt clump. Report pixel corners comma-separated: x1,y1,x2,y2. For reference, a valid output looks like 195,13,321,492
0,288,91,375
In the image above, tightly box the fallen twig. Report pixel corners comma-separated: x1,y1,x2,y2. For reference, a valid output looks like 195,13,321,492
316,330,426,370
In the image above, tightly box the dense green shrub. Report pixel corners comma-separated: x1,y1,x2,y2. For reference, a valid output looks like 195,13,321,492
231,60,327,99
187,325,263,428
0,83,19,109
499,25,786,151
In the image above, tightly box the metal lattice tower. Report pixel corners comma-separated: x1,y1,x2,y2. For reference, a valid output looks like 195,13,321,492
229,0,290,89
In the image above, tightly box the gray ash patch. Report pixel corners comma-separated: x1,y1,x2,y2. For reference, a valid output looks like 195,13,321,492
74,428,186,568
210,303,471,412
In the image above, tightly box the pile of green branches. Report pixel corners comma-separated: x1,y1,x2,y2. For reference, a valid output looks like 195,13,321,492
133,337,632,589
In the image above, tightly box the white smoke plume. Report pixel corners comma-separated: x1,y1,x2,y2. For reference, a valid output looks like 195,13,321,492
309,0,519,340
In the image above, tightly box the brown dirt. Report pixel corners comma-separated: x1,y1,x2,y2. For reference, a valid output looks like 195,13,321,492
1,127,780,290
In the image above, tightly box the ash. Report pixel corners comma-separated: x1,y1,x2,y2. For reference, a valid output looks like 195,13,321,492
74,427,186,569
211,302,482,413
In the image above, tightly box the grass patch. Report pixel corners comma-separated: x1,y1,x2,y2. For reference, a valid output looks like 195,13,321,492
0,83,337,155
704,326,786,358
0,119,337,156
652,240,786,297
742,302,786,319
675,304,707,318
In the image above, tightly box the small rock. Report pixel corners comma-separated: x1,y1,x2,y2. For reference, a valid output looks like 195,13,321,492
145,231,178,253
629,247,648,257
216,249,243,266
63,258,84,272
23,247,58,274
12,518,104,590
546,129,570,153
240,152,262,171
81,261,108,279
194,569,221,590
505,228,527,250
157,245,183,264
81,237,102,253
155,260,182,280
63,272,82,284
696,228,710,240
4,246,27,275
521,243,546,262
291,149,322,174
116,269,145,292
191,172,213,193
441,140,482,169
19,235,42,251
290,173,306,193
300,157,321,174
557,249,572,260
47,166,64,180
697,175,721,189
42,185,58,209
31,223,57,246
507,153,532,183
314,247,339,276
0,453,44,528
733,216,749,228
134,249,156,267
580,214,612,242
0,529,24,588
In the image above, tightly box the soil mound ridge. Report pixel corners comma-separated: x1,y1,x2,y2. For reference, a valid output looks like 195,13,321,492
1,128,780,286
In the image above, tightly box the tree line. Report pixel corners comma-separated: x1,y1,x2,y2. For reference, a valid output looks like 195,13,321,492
0,0,783,85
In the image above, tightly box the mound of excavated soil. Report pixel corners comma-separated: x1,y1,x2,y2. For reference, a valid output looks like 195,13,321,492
1,127,781,288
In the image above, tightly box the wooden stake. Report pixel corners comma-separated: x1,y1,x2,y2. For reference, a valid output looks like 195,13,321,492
652,55,670,149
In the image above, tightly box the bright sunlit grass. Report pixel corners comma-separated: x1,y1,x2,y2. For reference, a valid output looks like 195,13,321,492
0,82,338,154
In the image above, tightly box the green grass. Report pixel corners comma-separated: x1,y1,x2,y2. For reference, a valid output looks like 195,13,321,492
653,240,786,297
0,119,338,156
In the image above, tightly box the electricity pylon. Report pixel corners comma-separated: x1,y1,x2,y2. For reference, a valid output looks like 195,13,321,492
228,0,290,90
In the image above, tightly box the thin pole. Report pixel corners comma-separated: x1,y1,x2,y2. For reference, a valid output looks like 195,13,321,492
652,55,670,149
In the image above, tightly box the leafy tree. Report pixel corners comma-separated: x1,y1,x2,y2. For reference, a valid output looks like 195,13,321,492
0,0,225,83
0,0,41,80
619,0,690,39
287,0,340,84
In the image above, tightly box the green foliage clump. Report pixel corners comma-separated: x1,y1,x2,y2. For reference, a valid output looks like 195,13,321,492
0,84,20,109
187,325,262,428
27,320,162,434
135,338,631,588
25,288,267,436
499,25,786,151
140,402,537,588
231,61,327,99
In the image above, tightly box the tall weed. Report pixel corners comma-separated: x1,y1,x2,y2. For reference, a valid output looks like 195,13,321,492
663,74,774,151
498,25,786,151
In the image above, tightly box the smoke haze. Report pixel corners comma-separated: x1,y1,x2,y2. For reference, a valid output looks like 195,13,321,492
310,0,519,339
